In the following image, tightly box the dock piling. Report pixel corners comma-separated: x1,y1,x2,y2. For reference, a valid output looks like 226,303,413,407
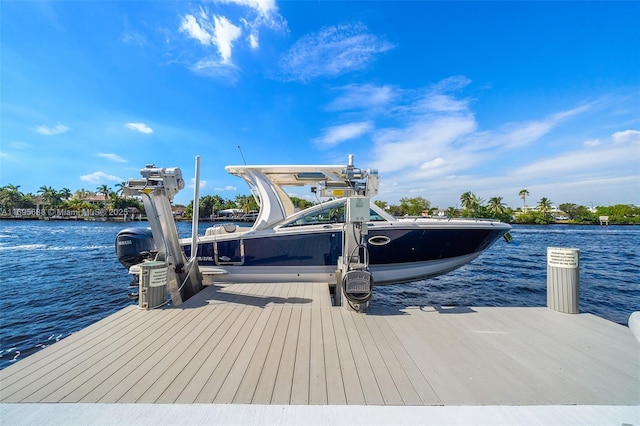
547,247,580,314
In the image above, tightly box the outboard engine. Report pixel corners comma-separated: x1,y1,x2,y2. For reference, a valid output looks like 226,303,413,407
115,228,156,269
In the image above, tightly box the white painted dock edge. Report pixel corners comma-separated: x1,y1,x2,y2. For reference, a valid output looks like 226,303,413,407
1,403,639,426
2,282,639,425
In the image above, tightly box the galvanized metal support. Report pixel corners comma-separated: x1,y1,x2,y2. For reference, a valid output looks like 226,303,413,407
124,165,203,306
338,196,372,312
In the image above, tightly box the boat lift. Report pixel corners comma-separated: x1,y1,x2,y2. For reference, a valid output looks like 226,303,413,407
120,155,376,311
123,164,203,306
317,155,378,312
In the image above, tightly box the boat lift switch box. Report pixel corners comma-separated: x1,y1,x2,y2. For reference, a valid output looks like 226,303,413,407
347,197,370,223
139,261,168,310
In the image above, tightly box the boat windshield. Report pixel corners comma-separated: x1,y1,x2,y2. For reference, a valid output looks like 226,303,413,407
278,200,388,228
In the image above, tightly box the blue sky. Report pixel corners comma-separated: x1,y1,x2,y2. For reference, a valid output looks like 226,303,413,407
1,1,639,209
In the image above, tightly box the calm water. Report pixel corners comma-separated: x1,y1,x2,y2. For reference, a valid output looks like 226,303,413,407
1,220,638,369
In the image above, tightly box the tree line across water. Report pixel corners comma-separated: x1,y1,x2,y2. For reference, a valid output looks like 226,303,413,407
1,183,638,225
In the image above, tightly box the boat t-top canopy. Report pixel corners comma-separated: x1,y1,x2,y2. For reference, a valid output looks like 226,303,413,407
225,158,379,230
225,165,348,187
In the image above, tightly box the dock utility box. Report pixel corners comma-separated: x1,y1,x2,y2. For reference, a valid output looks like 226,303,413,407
136,261,168,309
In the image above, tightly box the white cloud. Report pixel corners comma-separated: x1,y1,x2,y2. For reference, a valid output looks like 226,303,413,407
612,129,640,144
188,178,208,190
80,171,123,184
315,122,373,148
190,57,240,81
279,23,395,82
502,121,554,148
371,115,477,174
33,123,70,135
97,153,127,163
459,104,592,152
214,0,286,32
214,185,238,191
179,12,240,67
125,122,153,134
9,141,30,149
330,76,638,207
421,94,469,113
215,0,278,18
178,2,285,77
510,129,639,181
432,75,473,92
247,32,259,49
504,105,591,149
213,15,242,64
512,145,632,179
326,85,396,111
312,75,638,207
180,14,213,45
121,31,147,46
420,157,446,170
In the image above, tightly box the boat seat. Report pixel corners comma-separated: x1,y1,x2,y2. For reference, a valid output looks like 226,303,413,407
205,224,239,236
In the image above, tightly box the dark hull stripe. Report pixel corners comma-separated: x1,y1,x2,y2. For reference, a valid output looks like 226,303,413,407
186,228,505,268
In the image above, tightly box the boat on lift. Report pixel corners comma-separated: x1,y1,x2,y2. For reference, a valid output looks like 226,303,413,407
116,156,510,288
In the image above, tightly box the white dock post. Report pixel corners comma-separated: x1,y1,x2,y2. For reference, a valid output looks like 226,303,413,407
547,247,580,314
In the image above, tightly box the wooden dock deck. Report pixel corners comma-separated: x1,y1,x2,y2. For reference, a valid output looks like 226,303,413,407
1,282,639,423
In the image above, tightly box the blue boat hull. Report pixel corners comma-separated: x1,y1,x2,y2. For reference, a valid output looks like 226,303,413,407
184,226,507,285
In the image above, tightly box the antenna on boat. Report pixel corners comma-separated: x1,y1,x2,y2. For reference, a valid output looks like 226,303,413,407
237,145,247,165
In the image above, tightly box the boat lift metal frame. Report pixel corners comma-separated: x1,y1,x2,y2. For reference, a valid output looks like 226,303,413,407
122,155,376,310
123,165,202,306
319,155,376,312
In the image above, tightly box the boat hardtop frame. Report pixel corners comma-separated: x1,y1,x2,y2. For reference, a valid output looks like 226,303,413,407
224,162,380,231
203,162,507,238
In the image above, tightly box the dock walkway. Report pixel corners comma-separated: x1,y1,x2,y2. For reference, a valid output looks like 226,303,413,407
1,282,639,423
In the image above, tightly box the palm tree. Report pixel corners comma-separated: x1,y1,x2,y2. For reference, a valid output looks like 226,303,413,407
66,198,90,210
211,195,226,213
38,185,61,206
0,184,23,210
60,188,72,201
97,184,111,202
115,182,127,198
446,206,459,218
235,194,258,213
486,197,507,218
75,188,93,199
460,191,483,217
460,191,473,215
3,184,21,195
519,189,529,212
537,197,553,219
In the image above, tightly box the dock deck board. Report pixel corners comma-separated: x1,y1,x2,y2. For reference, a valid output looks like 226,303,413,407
1,282,639,406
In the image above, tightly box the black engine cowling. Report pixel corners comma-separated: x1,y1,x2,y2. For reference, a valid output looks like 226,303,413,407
115,228,156,269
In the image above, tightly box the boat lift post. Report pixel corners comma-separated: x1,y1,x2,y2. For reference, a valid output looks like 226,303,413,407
338,196,373,312
124,165,203,306
331,155,376,312
191,156,201,261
